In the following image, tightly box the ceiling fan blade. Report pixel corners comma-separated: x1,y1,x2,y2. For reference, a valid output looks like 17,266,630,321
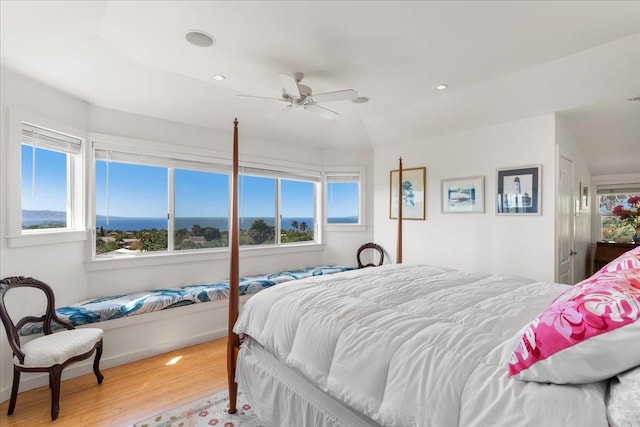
236,94,288,103
278,73,301,99
310,89,358,103
304,103,338,120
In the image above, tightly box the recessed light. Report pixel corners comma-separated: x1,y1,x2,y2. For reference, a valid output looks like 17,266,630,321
213,74,226,81
352,96,369,104
436,84,448,90
185,30,215,47
628,96,640,102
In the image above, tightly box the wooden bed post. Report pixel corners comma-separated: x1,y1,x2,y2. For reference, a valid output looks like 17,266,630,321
397,157,403,264
227,118,240,414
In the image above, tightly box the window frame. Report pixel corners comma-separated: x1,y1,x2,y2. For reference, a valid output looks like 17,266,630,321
323,167,367,232
596,186,640,241
6,108,86,248
88,134,322,263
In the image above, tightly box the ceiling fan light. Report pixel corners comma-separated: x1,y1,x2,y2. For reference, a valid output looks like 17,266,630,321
185,30,215,47
352,97,369,104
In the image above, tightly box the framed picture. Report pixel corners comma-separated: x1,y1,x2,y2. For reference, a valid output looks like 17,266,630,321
389,167,426,220
496,165,541,215
581,184,589,209
441,176,485,214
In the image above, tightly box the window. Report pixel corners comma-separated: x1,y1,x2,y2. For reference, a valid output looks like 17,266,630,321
95,155,168,255
280,179,315,243
239,175,276,245
325,171,362,225
93,144,319,257
598,190,640,242
20,123,82,232
238,171,317,245
175,169,229,250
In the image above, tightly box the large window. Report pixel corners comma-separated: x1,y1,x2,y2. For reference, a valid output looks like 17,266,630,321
20,123,82,232
94,146,319,257
325,171,362,225
598,191,640,242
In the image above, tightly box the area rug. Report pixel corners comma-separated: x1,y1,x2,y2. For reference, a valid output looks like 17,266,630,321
134,389,266,427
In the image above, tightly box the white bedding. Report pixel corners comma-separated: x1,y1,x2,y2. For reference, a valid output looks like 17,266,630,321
233,264,608,426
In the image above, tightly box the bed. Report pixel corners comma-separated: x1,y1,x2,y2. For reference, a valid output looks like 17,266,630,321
225,120,640,426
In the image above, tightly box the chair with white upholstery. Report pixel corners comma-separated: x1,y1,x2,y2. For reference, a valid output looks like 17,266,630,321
0,276,104,420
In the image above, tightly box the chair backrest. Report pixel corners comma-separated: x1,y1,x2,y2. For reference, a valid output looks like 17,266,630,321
357,243,384,268
0,276,75,364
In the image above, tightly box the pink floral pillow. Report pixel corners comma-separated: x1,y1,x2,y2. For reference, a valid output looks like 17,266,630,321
509,268,640,384
598,246,640,274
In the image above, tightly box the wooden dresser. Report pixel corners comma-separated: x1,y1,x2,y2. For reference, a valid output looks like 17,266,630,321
592,241,637,273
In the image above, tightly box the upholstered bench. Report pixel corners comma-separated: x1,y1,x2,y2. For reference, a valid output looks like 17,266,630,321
19,265,353,336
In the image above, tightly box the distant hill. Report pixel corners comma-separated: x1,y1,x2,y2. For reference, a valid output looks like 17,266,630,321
22,210,129,221
22,209,66,220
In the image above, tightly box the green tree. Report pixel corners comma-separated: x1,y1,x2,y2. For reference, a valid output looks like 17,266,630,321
247,219,274,245
290,220,299,231
139,229,168,251
299,221,308,232
202,226,221,241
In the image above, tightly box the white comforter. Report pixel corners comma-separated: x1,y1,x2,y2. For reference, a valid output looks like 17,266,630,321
233,264,608,426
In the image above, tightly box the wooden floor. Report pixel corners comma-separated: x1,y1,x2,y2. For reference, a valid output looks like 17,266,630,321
0,337,229,427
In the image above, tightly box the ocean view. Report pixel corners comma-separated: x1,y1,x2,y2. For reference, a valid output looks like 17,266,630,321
23,211,358,231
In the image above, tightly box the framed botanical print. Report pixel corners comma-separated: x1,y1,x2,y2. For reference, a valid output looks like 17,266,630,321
389,167,426,220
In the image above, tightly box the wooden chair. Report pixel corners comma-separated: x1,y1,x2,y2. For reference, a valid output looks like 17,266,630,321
356,243,384,268
0,276,104,420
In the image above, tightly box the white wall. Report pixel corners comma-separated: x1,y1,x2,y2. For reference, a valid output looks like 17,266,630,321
0,68,373,401
555,113,593,281
373,115,557,282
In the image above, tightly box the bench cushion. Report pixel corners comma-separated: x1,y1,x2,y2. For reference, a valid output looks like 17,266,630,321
19,265,353,336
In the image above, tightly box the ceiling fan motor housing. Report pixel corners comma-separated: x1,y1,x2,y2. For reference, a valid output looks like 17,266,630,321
283,84,313,105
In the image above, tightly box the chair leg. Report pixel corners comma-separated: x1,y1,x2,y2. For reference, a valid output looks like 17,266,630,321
93,342,104,384
49,366,62,420
7,366,20,415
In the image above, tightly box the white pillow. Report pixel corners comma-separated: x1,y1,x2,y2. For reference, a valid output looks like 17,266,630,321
607,366,640,427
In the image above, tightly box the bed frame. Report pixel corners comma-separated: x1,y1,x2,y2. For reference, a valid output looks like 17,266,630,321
225,119,404,412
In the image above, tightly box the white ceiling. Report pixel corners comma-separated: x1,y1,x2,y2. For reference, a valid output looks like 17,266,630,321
1,1,639,175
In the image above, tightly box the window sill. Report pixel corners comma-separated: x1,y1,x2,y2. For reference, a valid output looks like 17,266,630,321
323,224,368,232
6,230,88,248
85,242,325,272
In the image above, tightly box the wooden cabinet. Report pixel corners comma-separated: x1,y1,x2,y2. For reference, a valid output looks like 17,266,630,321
593,242,637,273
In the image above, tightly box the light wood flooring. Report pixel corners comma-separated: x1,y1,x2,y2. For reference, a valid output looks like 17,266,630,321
0,337,229,427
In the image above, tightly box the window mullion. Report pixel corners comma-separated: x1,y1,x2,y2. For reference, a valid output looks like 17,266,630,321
276,178,281,245
168,168,175,252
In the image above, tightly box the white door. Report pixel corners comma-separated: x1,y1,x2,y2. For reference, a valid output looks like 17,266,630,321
557,153,576,284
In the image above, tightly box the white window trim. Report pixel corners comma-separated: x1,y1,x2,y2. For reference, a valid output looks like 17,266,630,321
594,183,640,240
323,166,367,232
5,108,86,248
87,133,323,263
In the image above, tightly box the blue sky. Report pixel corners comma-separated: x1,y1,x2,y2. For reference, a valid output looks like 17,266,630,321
24,147,358,219
21,146,67,211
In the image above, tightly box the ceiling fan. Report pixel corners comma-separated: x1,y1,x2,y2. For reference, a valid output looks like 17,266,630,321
237,72,358,119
